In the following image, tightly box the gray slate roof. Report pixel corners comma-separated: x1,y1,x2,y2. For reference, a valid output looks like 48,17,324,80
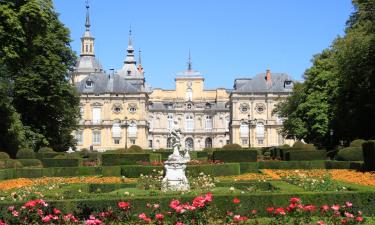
233,73,293,93
75,56,103,73
76,73,143,94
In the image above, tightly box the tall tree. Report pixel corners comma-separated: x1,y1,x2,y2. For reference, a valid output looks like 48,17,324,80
0,0,79,152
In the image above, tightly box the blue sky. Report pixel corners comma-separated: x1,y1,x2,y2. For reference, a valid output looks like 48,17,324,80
54,0,354,89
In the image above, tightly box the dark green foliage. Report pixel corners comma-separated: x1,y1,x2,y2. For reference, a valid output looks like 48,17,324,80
325,161,364,170
222,144,242,150
187,163,240,177
257,161,326,170
212,150,257,162
0,169,15,180
336,147,363,161
15,168,43,178
38,147,54,153
53,153,81,159
43,167,101,177
293,141,305,149
350,139,366,147
127,145,142,152
102,166,121,177
239,162,259,173
101,153,161,166
285,150,327,161
363,140,375,171
0,152,10,159
42,158,82,167
0,159,22,169
88,183,136,193
36,152,62,159
16,148,35,159
121,165,163,178
18,159,42,167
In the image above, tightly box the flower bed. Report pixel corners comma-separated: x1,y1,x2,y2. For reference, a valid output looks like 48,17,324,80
0,194,369,224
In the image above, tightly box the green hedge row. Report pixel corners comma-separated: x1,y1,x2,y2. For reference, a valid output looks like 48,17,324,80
363,141,375,171
285,150,327,161
42,158,82,167
336,147,363,161
212,150,257,162
1,190,375,217
88,183,136,193
102,153,161,166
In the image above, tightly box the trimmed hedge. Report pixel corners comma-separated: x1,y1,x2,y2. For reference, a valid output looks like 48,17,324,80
0,152,10,159
187,163,240,177
212,150,257,162
285,150,327,161
102,153,161,166
36,152,63,159
336,147,363,161
102,166,121,177
222,143,242,150
88,183,136,193
363,141,375,171
121,165,163,178
42,158,82,167
258,161,326,170
18,159,42,167
350,139,366,147
0,159,22,169
16,148,35,159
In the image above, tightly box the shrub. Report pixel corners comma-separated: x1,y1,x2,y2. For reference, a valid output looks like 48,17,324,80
285,150,326,161
16,148,35,159
0,152,10,159
363,140,375,171
127,145,142,152
350,139,366,147
258,161,326,169
0,159,22,169
222,143,242,150
336,147,363,161
303,144,316,150
212,150,257,162
54,153,81,159
292,140,305,149
18,159,42,168
42,158,82,167
38,147,54,153
187,163,240,177
102,153,161,166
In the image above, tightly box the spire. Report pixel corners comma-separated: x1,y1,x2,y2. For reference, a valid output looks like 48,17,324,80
187,50,192,71
137,49,144,73
128,25,133,47
124,26,135,64
85,0,90,31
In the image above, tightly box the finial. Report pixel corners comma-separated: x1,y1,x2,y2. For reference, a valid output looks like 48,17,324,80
85,0,90,31
187,49,192,71
128,25,133,46
138,49,142,65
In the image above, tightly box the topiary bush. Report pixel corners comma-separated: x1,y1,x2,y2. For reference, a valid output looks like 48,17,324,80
0,152,10,159
292,140,305,149
303,144,316,150
16,148,35,159
213,150,257,162
222,143,242,150
285,150,326,161
336,147,363,161
38,147,54,153
363,140,375,171
350,139,366,147
127,145,142,152
54,153,81,159
18,159,43,168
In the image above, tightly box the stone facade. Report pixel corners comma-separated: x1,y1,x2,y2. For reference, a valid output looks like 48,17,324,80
71,4,294,151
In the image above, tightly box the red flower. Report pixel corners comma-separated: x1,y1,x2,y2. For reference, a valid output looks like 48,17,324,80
290,197,301,204
233,215,248,222
331,204,340,211
233,198,240,204
274,207,286,216
169,199,180,209
118,201,130,210
303,205,317,212
0,220,8,225
192,196,206,208
266,207,274,214
175,222,184,225
155,213,164,221
356,216,364,222
317,221,325,225
321,205,330,212
251,209,257,215
53,208,61,215
205,192,213,202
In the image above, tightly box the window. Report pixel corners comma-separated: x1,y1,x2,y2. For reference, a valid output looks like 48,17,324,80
130,139,136,145
90,44,92,53
205,103,211,109
85,44,89,52
129,107,136,113
185,115,194,132
186,88,193,101
114,139,120,144
112,123,121,138
258,139,264,145
80,107,84,118
205,116,213,131
240,123,249,137
242,138,248,145
85,79,93,88
167,114,174,130
256,122,265,138
240,106,248,113
128,122,137,137
113,107,121,113
187,104,192,110
148,140,153,148
92,131,101,145
185,138,194,150
76,131,83,145
225,116,230,131
92,107,101,124
127,70,131,76
167,138,172,148
205,138,212,148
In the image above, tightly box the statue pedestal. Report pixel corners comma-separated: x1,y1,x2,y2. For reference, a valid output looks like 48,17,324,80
162,156,189,191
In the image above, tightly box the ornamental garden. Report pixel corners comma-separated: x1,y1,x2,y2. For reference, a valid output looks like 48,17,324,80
0,140,375,224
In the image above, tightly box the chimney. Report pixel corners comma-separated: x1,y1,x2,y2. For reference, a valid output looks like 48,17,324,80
266,69,271,82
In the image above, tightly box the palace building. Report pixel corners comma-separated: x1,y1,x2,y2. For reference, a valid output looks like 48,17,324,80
72,3,294,151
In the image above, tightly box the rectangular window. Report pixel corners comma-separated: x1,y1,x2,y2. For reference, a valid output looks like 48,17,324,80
114,139,120,144
92,131,101,145
242,138,248,145
148,140,153,148
167,114,173,130
80,107,84,119
92,107,101,124
130,139,136,145
205,116,213,131
258,139,264,145
76,131,83,145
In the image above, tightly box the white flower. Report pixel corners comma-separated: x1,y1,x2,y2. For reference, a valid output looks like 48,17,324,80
124,191,130,196
229,187,235,191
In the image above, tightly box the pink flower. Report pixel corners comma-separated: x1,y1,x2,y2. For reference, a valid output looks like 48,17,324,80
232,198,240,204
345,202,353,208
321,205,330,212
331,204,340,211
266,207,274,214
85,216,102,225
192,196,206,208
274,208,286,216
303,205,317,212
0,220,8,225
155,213,164,220
12,210,19,217
205,192,213,202
53,208,61,215
64,214,79,223
153,204,160,209
118,201,130,210
317,221,325,225
138,213,151,223
251,209,257,215
169,199,180,209
344,212,354,218
233,215,248,222
42,215,52,223
7,206,14,212
290,197,301,204
356,216,364,222
175,222,184,225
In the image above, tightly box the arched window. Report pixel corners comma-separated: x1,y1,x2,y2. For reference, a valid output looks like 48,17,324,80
205,137,212,148
256,122,265,138
205,115,213,131
240,122,249,137
185,115,194,132
186,88,193,101
128,122,137,137
112,122,121,138
185,138,194,150
167,114,174,130
167,137,172,149
225,116,230,131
